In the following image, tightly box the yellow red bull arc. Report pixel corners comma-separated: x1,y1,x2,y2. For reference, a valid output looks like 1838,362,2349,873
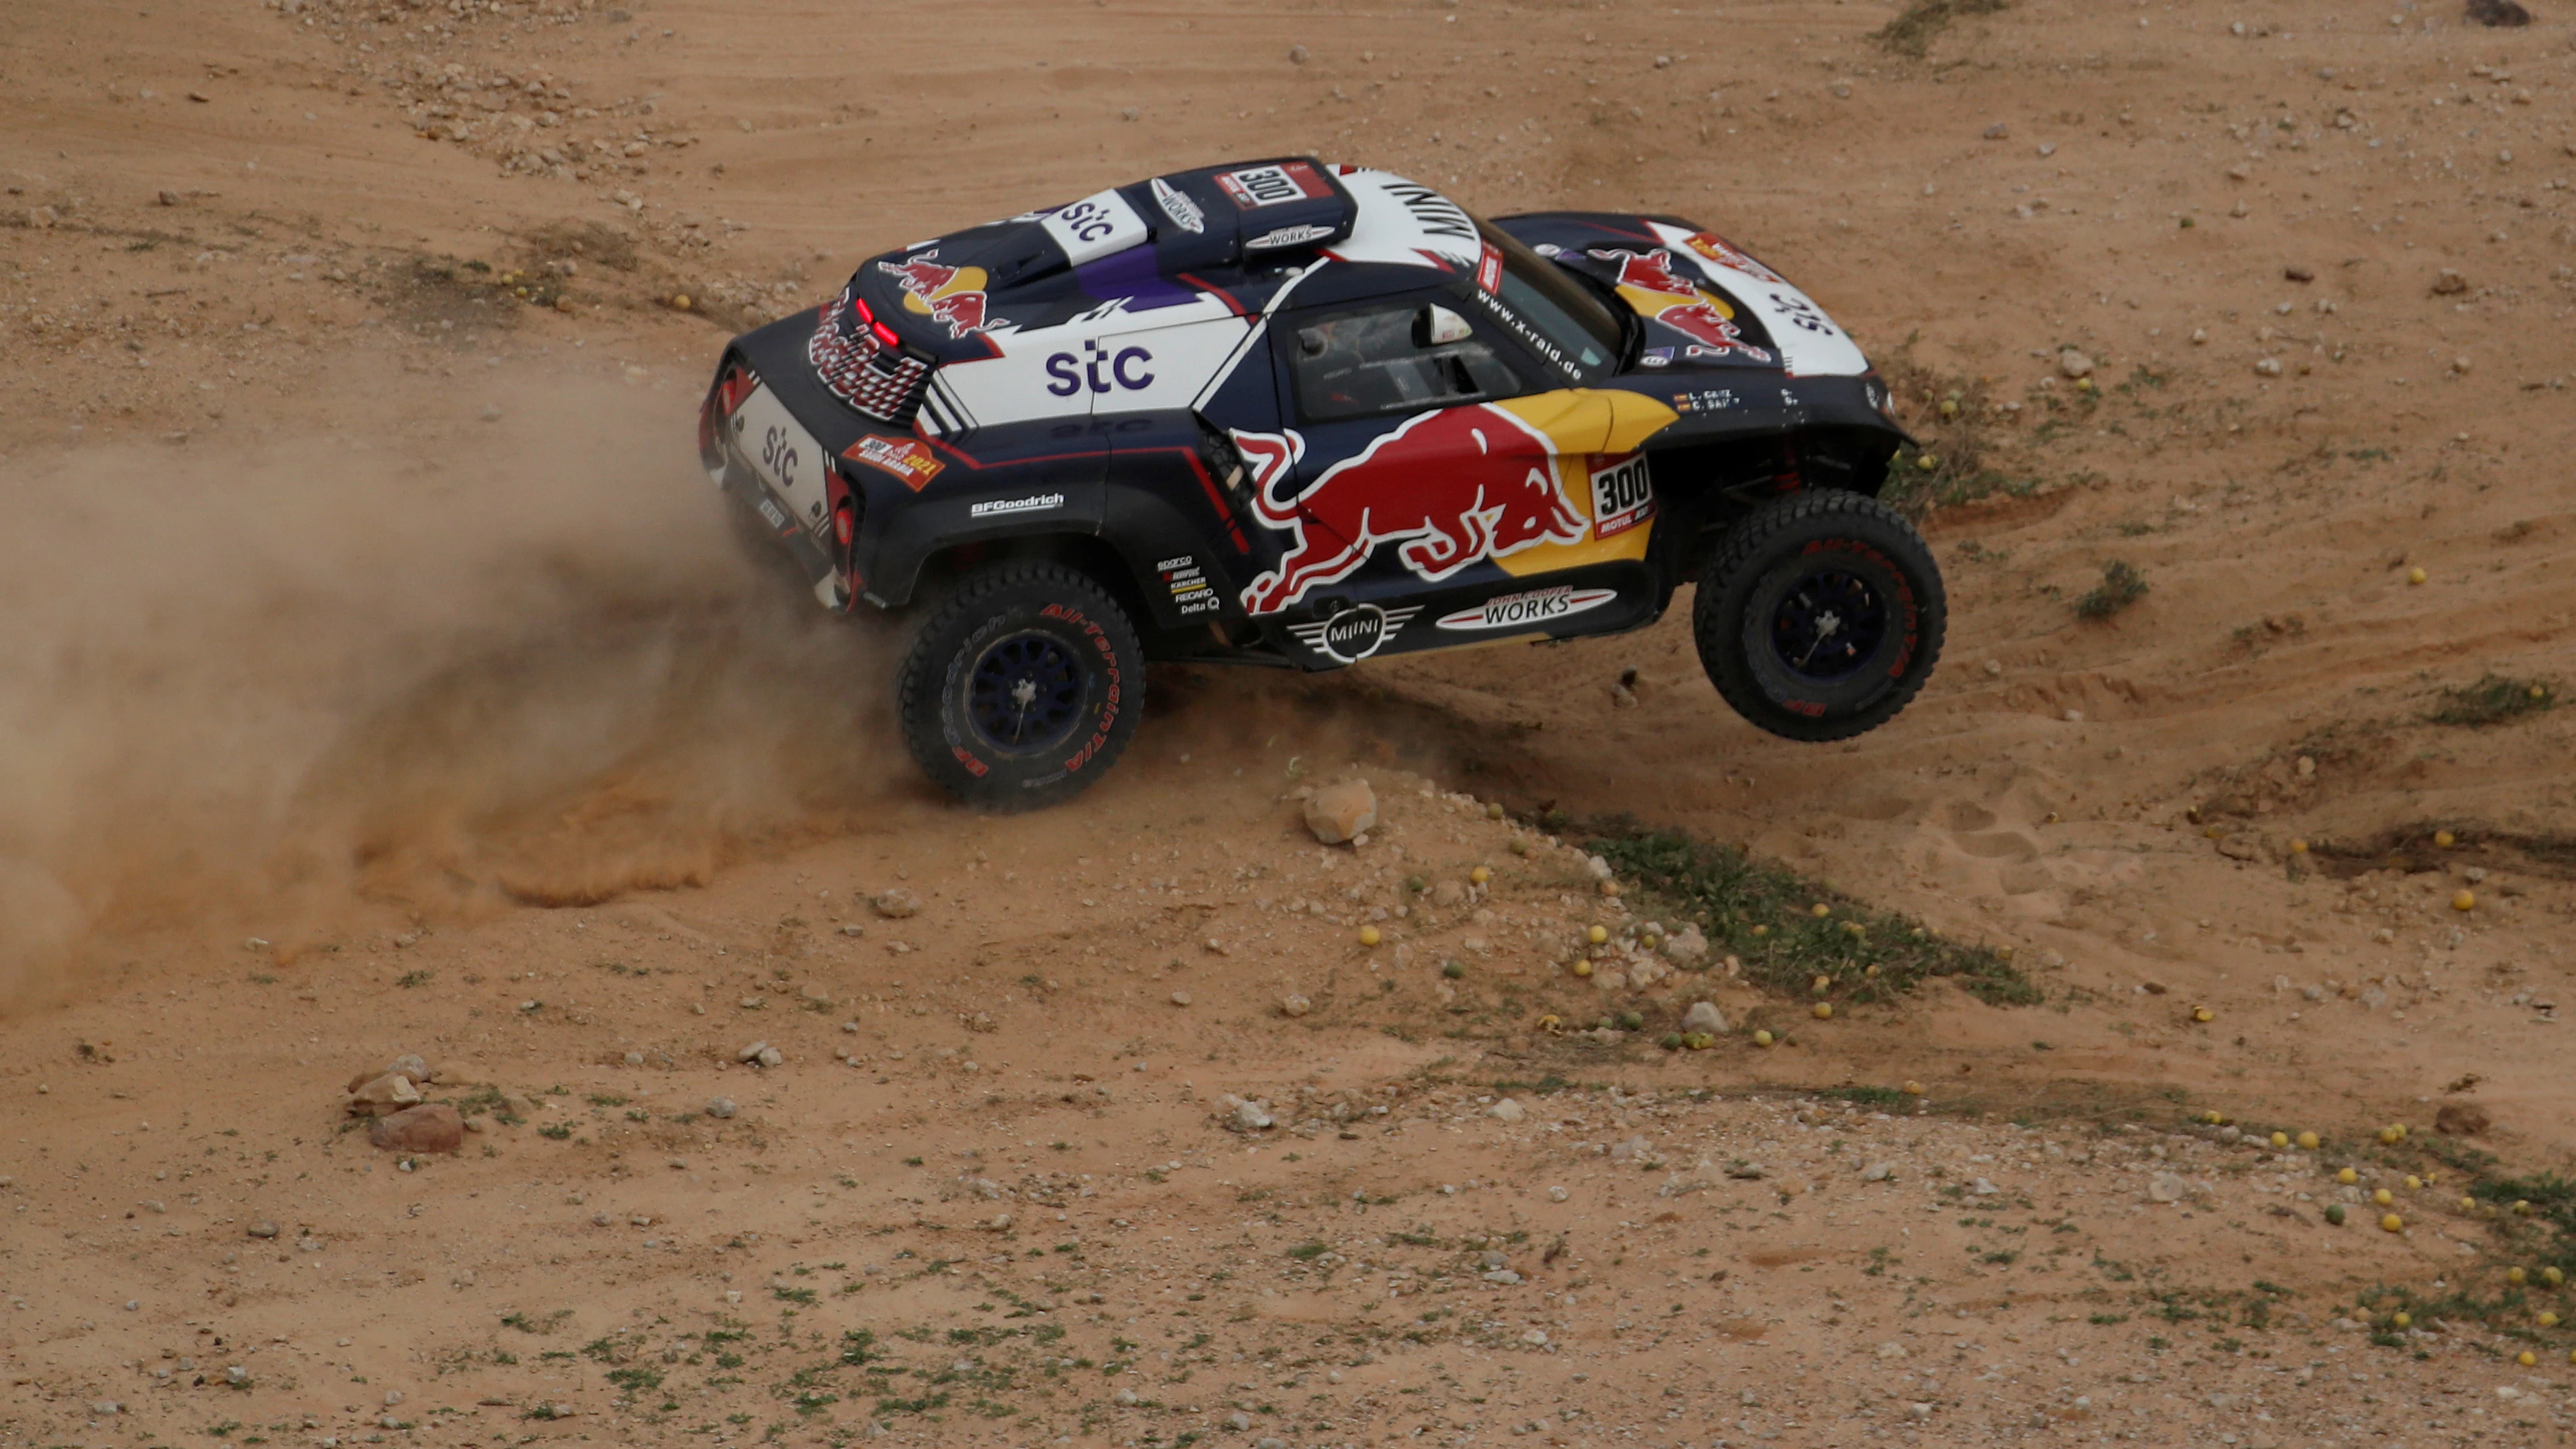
700,158,1941,808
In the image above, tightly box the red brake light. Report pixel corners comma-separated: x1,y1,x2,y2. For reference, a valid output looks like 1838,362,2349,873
869,320,900,347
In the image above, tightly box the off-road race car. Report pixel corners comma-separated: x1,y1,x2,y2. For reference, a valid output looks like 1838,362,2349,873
700,158,1941,808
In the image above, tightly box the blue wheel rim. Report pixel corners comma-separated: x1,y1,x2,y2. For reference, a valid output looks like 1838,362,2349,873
1768,566,1889,685
967,632,1085,754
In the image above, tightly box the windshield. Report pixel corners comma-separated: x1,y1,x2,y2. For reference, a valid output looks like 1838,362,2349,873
1469,217,1624,384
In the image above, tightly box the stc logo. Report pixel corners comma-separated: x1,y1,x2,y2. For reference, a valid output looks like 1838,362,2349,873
1045,339,1155,397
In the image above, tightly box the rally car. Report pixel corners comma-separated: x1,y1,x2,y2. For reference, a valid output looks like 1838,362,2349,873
700,158,1943,808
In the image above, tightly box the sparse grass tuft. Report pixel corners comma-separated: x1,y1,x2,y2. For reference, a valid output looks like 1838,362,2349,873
1579,823,2038,1006
2074,561,2149,621
2428,674,2556,727
1874,0,2009,58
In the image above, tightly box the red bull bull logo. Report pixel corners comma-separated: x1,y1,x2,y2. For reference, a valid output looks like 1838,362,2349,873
1239,405,1588,615
1592,248,1771,363
877,251,994,339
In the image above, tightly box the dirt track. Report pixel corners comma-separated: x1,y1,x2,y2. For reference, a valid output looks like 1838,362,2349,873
4,1,2575,1445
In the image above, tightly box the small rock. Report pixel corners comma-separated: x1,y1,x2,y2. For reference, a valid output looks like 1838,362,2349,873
246,1219,279,1239
1982,122,2009,140
1681,1001,1729,1035
735,1041,770,1064
871,887,921,918
1547,1185,1569,1202
344,1074,423,1118
368,1103,464,1154
2147,1171,2190,1203
1225,1096,1276,1132
1288,43,1310,63
1483,1268,1524,1285
2253,357,2283,377
1304,779,1378,845
1724,1162,1765,1180
2056,349,2095,379
93,1400,121,1415
2434,1102,2489,1136
1280,994,1311,1018
707,1096,738,1119
225,1366,251,1387
1170,991,1192,1006
2431,269,2469,296
1521,1329,1550,1347
2466,0,2531,26
1488,1097,1526,1123
1876,1340,1908,1360
1663,923,1709,965
1863,1162,1897,1182
2284,264,2316,283
1114,1388,1141,1406
1971,1177,1999,1196
345,1054,432,1093
1228,1411,1254,1431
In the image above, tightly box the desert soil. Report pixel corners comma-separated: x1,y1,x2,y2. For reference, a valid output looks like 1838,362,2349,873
4,1,2576,1447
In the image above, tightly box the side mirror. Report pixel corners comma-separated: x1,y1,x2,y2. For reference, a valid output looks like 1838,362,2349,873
1418,304,1474,347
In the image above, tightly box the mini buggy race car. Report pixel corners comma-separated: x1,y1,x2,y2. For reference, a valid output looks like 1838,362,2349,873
700,158,1941,809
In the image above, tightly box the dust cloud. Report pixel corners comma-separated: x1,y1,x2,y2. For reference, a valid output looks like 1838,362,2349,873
0,377,907,1006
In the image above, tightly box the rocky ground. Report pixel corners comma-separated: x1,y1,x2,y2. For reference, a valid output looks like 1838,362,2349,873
5,1,2576,1446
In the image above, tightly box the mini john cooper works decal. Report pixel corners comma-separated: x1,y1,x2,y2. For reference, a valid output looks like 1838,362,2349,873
1242,406,1586,615
968,491,1064,518
1435,586,1617,632
878,251,996,339
1159,554,1218,616
1586,452,1654,540
1151,177,1206,235
1218,162,1330,208
1245,223,1336,252
842,433,944,490
1287,603,1422,663
1592,248,1773,363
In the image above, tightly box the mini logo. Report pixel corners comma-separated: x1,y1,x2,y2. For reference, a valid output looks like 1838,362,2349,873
1245,223,1336,252
969,492,1065,519
1287,604,1421,663
1436,586,1617,632
1151,177,1205,235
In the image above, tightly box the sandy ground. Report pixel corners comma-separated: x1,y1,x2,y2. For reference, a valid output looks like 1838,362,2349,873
5,0,2576,1446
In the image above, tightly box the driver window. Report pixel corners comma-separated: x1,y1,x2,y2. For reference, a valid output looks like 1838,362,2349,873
1287,300,1522,423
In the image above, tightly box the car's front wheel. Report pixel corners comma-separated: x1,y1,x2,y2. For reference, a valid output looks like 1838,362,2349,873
1691,489,1945,742
896,562,1145,810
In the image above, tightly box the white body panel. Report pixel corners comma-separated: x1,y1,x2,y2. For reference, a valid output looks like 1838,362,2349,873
1647,220,1869,377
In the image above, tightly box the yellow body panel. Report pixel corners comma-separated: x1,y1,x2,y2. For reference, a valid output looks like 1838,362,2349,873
1486,390,1679,577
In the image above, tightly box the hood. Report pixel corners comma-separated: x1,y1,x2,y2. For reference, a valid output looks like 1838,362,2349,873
1491,212,1874,381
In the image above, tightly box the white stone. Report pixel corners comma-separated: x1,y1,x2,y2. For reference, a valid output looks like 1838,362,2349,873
1487,1098,1526,1123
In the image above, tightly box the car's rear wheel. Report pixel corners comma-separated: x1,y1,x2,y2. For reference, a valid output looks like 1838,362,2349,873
1691,489,1944,742
896,562,1144,810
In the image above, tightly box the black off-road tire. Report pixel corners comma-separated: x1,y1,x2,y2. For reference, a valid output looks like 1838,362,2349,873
1691,489,1946,742
896,562,1145,810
